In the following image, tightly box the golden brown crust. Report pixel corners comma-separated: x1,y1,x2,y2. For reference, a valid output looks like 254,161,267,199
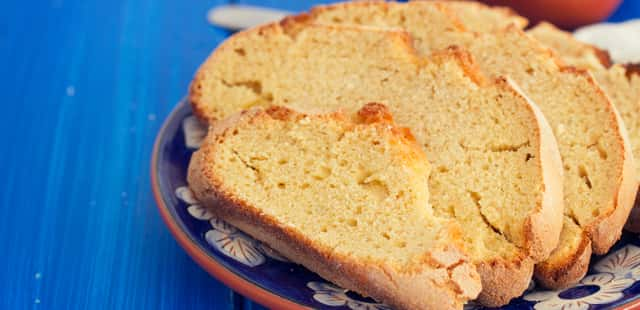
534,229,591,289
187,106,482,309
211,199,476,310
624,63,640,79
594,49,613,68
430,45,488,86
357,102,394,124
475,255,533,307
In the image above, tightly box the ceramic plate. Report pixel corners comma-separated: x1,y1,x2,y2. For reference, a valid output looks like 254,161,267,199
152,99,640,310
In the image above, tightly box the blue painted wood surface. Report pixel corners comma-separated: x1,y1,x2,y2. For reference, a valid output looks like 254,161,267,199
1,1,639,309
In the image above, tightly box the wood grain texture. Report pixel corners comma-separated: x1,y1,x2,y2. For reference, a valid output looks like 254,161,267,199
0,0,637,309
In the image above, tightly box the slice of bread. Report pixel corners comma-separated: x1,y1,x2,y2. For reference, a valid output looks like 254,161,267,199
190,20,564,306
591,66,640,232
307,0,636,291
528,23,640,232
534,217,592,288
528,22,612,70
188,104,482,310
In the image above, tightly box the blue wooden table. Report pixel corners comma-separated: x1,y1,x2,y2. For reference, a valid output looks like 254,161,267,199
2,1,640,309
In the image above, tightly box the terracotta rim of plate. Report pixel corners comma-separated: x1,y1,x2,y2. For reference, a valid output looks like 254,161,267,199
619,298,640,310
150,100,309,310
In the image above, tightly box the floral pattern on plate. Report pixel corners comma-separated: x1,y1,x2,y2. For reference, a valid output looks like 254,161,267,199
524,273,634,310
176,186,290,267
308,282,391,310
595,244,640,280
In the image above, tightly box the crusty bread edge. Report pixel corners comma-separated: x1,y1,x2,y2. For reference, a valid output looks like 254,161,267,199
187,107,482,310
534,227,591,289
475,255,533,307
498,77,564,263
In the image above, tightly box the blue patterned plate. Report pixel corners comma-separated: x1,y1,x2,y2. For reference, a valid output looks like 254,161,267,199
152,99,640,310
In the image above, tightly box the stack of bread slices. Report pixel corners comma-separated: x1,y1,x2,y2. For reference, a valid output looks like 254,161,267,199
186,1,640,309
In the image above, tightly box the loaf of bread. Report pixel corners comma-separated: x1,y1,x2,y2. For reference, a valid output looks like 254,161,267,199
190,19,564,306
528,23,640,232
308,0,636,291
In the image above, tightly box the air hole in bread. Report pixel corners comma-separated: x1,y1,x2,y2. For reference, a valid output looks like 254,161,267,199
578,165,593,189
525,153,533,162
395,241,407,248
398,14,407,24
312,166,332,180
234,48,246,56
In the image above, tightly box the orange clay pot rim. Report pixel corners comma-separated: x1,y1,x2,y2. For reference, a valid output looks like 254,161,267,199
151,99,310,310
150,100,640,310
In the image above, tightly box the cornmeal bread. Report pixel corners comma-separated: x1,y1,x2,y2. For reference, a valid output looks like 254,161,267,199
188,104,482,310
190,21,563,306
307,0,636,293
529,22,640,233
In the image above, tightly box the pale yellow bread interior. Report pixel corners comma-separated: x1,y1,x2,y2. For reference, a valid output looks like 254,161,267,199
188,104,481,310
307,0,636,289
528,22,640,233
190,20,564,306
